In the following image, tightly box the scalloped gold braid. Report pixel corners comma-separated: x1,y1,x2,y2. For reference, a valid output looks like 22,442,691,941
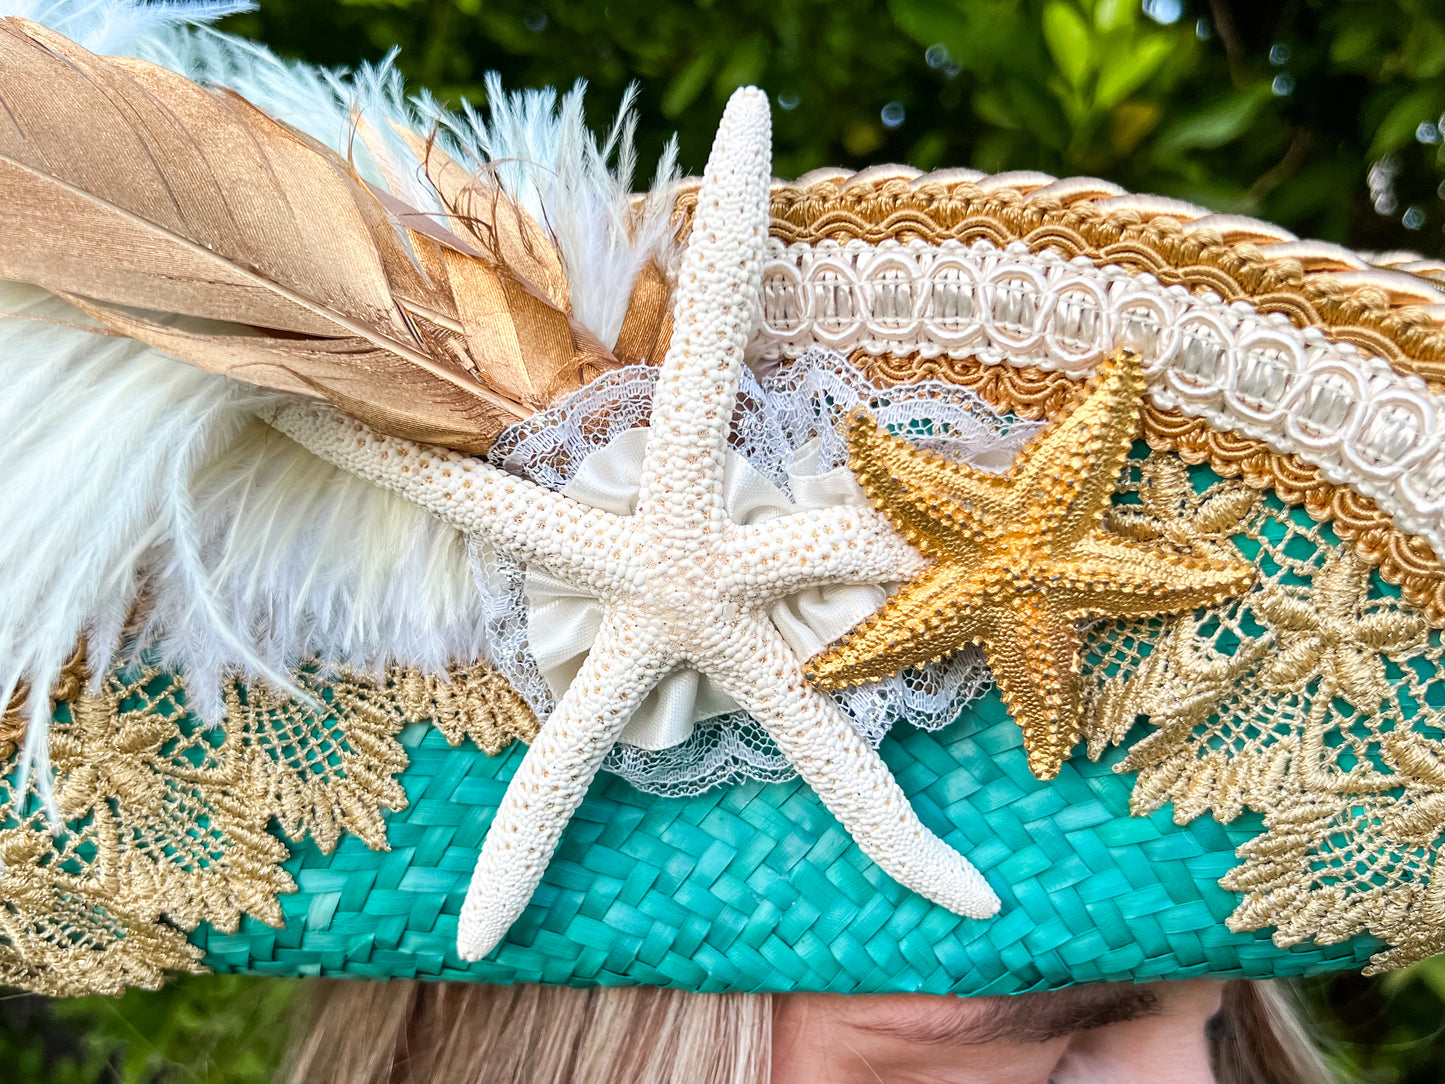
668,177,1445,383
0,660,536,996
856,348,1445,627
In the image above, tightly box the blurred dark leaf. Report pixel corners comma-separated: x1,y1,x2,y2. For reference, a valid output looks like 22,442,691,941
1304,958,1445,1084
1,974,301,1083
1151,84,1273,157
1369,84,1445,159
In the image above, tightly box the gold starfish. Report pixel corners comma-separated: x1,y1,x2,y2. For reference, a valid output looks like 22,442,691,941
807,349,1255,779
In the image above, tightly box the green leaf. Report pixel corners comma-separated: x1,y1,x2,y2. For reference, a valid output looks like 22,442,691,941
889,0,1039,77
973,77,1071,150
660,49,719,117
1093,0,1135,33
887,0,966,46
1151,83,1273,158
908,130,952,170
1094,34,1172,110
1042,0,1093,88
713,34,768,98
1368,83,1445,158
1399,19,1445,80
1328,22,1383,71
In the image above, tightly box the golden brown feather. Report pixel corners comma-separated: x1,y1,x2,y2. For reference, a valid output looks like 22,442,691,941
0,19,639,452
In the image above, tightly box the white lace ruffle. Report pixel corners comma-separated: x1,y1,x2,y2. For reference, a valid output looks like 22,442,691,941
475,348,1040,795
525,425,889,751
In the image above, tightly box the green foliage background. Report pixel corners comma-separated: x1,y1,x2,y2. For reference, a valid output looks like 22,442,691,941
227,0,1445,255
4,1,1445,1081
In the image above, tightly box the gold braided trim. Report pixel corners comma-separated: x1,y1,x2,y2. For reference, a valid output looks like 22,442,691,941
0,657,536,996
670,175,1445,384
854,349,1445,627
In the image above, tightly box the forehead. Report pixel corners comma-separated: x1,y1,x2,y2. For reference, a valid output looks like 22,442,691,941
812,983,1172,1046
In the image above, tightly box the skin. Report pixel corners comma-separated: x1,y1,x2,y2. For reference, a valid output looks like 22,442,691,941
771,979,1224,1084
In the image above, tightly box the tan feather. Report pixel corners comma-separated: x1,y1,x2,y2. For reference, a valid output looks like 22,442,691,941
395,128,627,399
0,19,623,453
394,124,673,371
396,128,570,307
613,258,675,366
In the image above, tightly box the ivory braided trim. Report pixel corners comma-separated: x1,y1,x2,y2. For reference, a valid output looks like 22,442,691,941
739,235,1445,595
857,350,1445,625
676,168,1445,380
736,237,1445,586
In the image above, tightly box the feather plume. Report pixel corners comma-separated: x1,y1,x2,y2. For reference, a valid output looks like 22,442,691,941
0,5,680,797
121,24,681,343
0,285,489,800
393,128,672,370
445,75,681,351
0,18,623,452
0,0,250,55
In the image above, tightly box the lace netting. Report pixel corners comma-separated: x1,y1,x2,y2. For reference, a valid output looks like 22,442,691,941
0,655,529,995
476,348,1039,795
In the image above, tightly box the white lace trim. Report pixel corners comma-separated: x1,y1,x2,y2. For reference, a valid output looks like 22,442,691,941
747,238,1445,560
476,348,1037,795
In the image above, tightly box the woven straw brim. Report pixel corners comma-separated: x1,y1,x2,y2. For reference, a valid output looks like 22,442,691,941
196,689,1374,993
193,491,1378,995
194,166,1445,992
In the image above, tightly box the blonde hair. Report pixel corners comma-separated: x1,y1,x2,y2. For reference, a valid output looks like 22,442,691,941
281,977,1330,1084
281,981,770,1084
1212,980,1336,1084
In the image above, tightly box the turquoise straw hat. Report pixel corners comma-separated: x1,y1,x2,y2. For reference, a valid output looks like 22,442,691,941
2,0,1445,1000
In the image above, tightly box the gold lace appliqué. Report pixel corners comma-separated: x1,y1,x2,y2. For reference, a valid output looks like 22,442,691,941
1084,455,1445,971
0,660,537,996
388,663,539,755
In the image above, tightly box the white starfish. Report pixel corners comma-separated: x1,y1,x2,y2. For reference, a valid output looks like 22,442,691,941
269,87,999,961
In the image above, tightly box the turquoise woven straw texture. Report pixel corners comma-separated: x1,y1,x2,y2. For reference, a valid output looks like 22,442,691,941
193,687,1379,994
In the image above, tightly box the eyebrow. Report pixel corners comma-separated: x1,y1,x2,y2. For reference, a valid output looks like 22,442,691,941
856,985,1163,1046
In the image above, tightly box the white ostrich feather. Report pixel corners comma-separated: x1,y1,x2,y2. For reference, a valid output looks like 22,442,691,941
0,2,679,797
2,0,251,54
0,286,491,803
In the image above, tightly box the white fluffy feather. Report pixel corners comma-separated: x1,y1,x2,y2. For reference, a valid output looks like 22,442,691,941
0,287,491,800
3,0,251,54
0,1,680,795
446,76,681,347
